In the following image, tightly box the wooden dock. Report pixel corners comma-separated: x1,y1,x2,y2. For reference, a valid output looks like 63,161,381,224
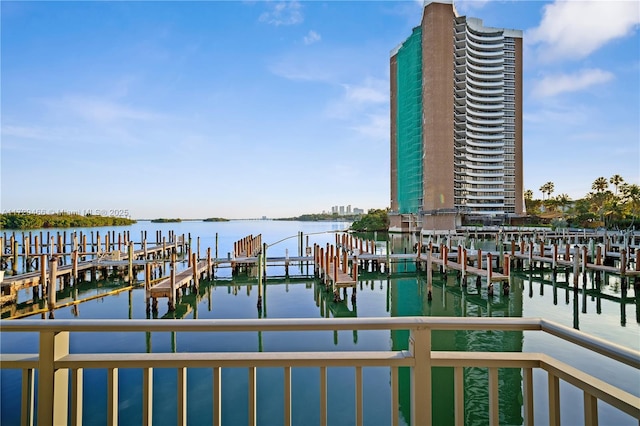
1,239,187,307
508,240,640,288
146,256,209,311
2,227,639,317
145,235,261,311
415,243,510,301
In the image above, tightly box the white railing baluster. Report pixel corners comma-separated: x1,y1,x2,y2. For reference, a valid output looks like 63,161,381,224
320,366,327,426
410,327,432,426
488,367,499,426
37,330,69,425
523,367,534,426
213,367,221,426
284,367,291,426
0,317,637,426
107,367,118,426
70,368,83,426
20,368,34,426
391,367,399,426
454,366,464,426
548,372,560,426
249,367,256,426
142,368,153,426
178,367,187,426
355,366,363,426
584,391,598,426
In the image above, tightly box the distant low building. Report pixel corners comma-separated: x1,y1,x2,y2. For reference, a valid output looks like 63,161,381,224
328,205,364,216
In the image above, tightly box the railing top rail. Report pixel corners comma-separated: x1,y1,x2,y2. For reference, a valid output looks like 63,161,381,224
1,317,637,369
0,316,541,332
540,319,640,369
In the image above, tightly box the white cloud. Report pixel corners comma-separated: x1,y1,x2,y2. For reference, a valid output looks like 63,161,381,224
48,95,161,124
1,124,49,140
325,77,388,119
325,78,389,141
452,0,491,14
527,0,640,62
259,1,303,26
532,68,614,98
303,30,321,45
269,47,364,82
342,78,388,105
350,113,389,141
269,58,336,82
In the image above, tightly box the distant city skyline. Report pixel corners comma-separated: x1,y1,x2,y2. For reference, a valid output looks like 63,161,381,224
2,1,638,219
323,205,365,216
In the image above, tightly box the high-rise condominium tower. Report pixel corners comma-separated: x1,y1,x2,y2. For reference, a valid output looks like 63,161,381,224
390,0,524,231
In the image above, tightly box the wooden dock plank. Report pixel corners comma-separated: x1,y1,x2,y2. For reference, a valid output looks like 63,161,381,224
418,254,509,282
148,261,209,298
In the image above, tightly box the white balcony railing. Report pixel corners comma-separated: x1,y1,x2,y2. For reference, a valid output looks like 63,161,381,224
1,317,638,426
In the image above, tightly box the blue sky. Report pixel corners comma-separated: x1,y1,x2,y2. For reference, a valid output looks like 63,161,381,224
1,0,638,219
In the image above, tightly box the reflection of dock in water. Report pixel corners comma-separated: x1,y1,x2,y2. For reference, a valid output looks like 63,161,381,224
314,281,357,318
1,278,139,319
515,269,640,326
161,276,316,320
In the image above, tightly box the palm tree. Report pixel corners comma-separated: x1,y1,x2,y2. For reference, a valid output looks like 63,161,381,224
539,184,547,200
621,183,640,222
609,174,624,195
546,182,555,199
524,189,533,200
592,177,609,193
539,182,554,200
556,193,571,212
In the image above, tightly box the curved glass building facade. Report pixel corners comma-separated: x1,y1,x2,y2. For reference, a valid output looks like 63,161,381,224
390,1,524,231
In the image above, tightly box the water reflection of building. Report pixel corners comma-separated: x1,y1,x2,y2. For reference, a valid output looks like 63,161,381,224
390,256,524,425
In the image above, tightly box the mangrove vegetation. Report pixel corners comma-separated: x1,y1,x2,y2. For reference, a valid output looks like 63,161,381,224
0,212,136,230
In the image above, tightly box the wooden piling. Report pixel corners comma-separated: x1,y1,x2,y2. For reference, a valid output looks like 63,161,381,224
169,264,176,311
487,252,493,283
48,256,58,310
128,242,134,283
12,239,18,274
463,248,469,283
503,254,510,278
40,254,47,293
191,252,199,291
572,246,580,288
582,246,588,285
426,243,433,300
72,250,78,283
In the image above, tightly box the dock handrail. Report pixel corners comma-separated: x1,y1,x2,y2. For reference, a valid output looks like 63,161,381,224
1,317,639,425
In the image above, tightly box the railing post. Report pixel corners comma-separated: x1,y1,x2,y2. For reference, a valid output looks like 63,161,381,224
143,368,153,426
584,391,598,426
548,373,560,426
21,368,35,426
409,326,432,426
37,330,69,426
573,245,580,288
71,368,83,426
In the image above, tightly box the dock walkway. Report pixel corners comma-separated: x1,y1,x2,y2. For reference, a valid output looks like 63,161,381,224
1,243,179,306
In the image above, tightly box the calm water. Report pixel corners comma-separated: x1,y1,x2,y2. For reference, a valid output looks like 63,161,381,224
1,220,639,425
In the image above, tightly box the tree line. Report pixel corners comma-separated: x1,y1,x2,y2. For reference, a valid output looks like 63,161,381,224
526,174,639,229
0,212,136,230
